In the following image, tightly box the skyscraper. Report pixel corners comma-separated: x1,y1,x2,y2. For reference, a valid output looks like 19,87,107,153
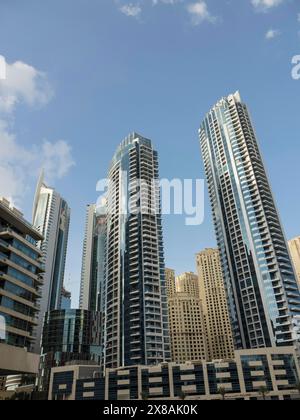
79,200,106,312
167,272,207,363
103,133,170,368
196,249,234,361
199,92,300,350
289,237,300,287
79,201,107,371
32,172,70,353
165,268,176,299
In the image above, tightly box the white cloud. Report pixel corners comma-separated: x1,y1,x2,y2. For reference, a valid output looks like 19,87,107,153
265,28,281,39
297,13,300,22
152,0,181,4
41,140,75,180
116,0,219,25
119,3,142,17
0,121,75,206
251,0,284,12
0,58,74,207
187,1,217,25
0,60,53,114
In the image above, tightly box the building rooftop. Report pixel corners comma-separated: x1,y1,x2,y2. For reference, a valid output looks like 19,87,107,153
0,198,44,241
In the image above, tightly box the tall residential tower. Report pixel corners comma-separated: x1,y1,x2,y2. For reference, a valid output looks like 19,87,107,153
103,133,170,368
165,268,176,299
79,201,106,312
196,249,234,361
32,173,70,353
199,92,300,351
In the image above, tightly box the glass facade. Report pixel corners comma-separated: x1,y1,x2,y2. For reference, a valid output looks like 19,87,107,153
80,202,107,313
241,354,273,393
38,309,101,392
199,92,300,350
61,287,71,310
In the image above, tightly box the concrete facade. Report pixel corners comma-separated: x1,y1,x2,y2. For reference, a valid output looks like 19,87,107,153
49,347,300,401
196,248,234,361
167,271,208,363
289,237,300,288
165,268,176,299
0,343,39,376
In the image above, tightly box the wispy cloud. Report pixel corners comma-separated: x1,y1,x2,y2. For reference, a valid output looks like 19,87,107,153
117,0,181,18
152,0,181,4
0,124,74,205
119,3,142,18
251,0,285,12
187,1,217,25
0,60,53,114
115,0,217,25
265,28,281,39
0,58,74,207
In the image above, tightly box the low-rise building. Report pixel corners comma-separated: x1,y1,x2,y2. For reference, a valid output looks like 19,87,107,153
38,309,102,392
48,347,300,401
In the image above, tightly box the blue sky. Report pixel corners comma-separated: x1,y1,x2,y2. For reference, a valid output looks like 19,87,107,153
0,0,299,306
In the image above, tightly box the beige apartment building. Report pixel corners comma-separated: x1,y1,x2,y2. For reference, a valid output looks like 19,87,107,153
176,272,200,296
165,268,176,299
166,271,208,363
289,237,300,287
196,248,234,361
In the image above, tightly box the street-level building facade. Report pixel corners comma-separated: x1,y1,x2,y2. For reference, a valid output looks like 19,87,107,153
38,309,101,392
49,347,300,401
